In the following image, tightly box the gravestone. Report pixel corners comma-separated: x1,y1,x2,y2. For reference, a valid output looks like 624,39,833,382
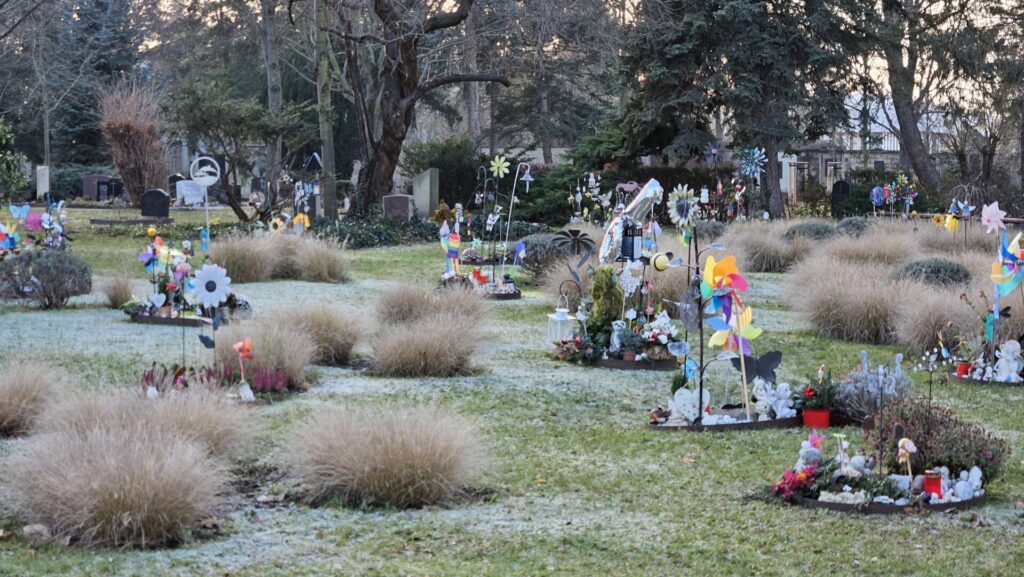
382,194,413,223
831,180,850,216
82,174,111,201
412,168,439,217
168,174,185,202
140,189,170,218
176,180,206,206
36,165,49,201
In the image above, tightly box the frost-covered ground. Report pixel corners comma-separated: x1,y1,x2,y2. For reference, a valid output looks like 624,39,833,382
1,240,1023,576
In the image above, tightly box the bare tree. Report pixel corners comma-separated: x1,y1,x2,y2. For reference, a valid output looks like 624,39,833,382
325,0,508,216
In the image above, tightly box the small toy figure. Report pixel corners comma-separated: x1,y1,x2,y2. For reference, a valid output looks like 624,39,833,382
897,438,917,476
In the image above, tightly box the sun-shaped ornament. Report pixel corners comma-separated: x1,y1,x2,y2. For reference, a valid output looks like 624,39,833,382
489,155,510,179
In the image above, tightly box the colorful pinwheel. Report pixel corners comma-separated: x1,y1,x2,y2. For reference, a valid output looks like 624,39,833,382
707,305,762,355
992,233,1024,296
700,255,749,319
981,202,1006,234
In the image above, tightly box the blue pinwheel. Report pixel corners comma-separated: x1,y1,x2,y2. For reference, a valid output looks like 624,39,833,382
703,142,724,164
737,148,767,180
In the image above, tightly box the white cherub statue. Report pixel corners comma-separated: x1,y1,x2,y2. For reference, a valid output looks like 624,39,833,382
771,382,797,419
993,340,1023,383
751,379,773,421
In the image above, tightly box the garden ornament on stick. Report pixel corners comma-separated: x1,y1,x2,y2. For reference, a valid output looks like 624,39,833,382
234,337,256,402
897,438,917,477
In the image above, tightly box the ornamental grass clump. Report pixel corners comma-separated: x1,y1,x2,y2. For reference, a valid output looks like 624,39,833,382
211,234,347,283
373,282,487,377
0,362,64,436
103,274,135,309
215,317,316,387
836,216,872,238
3,429,226,548
870,399,1010,480
284,405,488,508
35,387,251,461
782,220,836,242
784,255,907,344
270,304,361,366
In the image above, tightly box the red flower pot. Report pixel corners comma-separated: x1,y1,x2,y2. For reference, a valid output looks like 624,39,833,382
955,362,971,377
621,352,637,361
802,408,831,429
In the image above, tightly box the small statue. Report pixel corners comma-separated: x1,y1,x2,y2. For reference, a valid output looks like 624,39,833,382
609,320,628,353
898,438,917,476
751,379,772,421
993,340,1022,383
795,431,824,472
771,382,796,419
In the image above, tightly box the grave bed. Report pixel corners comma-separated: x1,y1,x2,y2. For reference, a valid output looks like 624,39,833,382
793,494,987,515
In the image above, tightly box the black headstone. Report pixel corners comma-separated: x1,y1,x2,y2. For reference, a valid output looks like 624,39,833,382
831,180,850,216
141,188,170,218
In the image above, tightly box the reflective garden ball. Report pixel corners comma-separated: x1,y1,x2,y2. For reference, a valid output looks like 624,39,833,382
652,252,671,272
147,226,157,238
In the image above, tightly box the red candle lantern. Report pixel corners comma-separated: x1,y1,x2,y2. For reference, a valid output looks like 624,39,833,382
924,470,942,498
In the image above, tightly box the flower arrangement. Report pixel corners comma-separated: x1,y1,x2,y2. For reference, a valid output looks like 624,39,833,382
798,370,837,410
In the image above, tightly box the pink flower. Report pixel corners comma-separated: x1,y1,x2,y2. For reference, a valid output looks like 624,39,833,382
981,202,1007,235
24,213,43,232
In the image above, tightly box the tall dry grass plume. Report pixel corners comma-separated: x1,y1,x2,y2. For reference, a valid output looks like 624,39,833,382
270,305,361,366
216,317,316,386
285,405,488,508
211,234,347,283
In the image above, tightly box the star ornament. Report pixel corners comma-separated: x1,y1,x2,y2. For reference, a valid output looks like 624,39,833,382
981,202,1007,235
490,155,510,179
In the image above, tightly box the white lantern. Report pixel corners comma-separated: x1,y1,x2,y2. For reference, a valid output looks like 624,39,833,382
547,296,579,344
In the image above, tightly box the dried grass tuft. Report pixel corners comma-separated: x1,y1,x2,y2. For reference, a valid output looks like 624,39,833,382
215,316,316,387
103,274,135,309
284,405,488,508
269,305,361,366
373,310,484,377
0,362,64,437
211,234,348,283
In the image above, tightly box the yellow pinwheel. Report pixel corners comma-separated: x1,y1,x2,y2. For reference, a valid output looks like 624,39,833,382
945,213,959,234
708,305,762,355
490,155,510,179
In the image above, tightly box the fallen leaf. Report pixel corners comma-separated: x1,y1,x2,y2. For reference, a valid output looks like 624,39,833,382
200,517,220,529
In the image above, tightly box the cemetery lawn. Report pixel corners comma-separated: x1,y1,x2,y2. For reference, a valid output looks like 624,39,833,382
1,236,1024,576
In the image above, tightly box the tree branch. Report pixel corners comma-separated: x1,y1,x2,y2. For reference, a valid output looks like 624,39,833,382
423,0,473,34
402,72,508,116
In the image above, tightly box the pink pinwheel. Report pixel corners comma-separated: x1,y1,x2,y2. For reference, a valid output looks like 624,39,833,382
981,202,1006,235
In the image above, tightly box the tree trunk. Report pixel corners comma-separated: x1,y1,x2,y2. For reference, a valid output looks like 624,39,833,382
317,0,338,220
539,86,553,164
1019,95,1024,196
464,9,481,141
488,83,498,156
259,0,283,206
763,137,784,218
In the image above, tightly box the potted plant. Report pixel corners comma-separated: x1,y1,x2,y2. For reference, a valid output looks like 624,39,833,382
799,371,836,428
620,331,644,362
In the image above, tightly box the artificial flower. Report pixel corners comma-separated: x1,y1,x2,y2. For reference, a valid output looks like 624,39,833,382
931,214,944,226
193,263,231,308
489,155,510,179
24,213,42,232
269,217,285,233
293,213,310,229
944,213,959,234
233,337,254,360
803,387,816,399
981,202,1007,234
667,184,696,230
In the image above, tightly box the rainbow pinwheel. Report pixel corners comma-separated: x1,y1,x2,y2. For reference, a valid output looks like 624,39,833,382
707,305,763,355
992,233,1024,296
700,255,749,319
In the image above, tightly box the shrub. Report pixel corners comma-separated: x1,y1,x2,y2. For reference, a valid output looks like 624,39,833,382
398,136,480,208
835,357,915,423
0,250,92,309
784,255,906,344
99,82,168,205
310,210,439,249
373,310,484,377
889,258,971,288
836,216,871,237
215,317,316,388
36,387,251,461
284,405,487,507
519,233,570,281
782,220,836,241
3,429,226,547
102,274,135,309
0,362,64,436
271,305,360,366
870,399,1010,480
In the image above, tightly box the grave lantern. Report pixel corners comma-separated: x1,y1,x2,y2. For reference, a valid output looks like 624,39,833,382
547,296,578,344
620,218,642,261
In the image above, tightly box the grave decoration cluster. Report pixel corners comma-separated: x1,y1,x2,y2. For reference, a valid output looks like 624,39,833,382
437,155,530,300
122,227,250,326
922,200,1024,384
1,199,70,260
767,431,989,514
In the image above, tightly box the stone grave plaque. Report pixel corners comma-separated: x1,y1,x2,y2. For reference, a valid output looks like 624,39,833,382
382,194,413,223
141,189,170,218
82,174,111,201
